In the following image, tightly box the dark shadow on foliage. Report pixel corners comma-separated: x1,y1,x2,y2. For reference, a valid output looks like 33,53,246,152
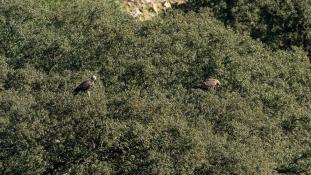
172,0,311,60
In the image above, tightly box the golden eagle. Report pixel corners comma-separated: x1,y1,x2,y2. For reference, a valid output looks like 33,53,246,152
194,78,221,91
73,75,97,97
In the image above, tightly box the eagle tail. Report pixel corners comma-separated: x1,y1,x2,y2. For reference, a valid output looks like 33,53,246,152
193,84,202,89
193,84,209,91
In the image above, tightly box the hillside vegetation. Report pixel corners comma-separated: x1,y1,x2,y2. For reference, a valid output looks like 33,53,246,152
1,0,311,174
178,0,311,57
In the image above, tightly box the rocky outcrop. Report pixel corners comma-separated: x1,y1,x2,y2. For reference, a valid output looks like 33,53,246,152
125,0,185,20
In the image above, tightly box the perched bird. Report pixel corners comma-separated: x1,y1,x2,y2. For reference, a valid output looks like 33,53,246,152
73,75,97,97
194,78,221,91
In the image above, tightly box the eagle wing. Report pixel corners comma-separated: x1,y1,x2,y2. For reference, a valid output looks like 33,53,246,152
206,79,220,86
193,82,209,90
205,80,214,87
73,80,92,95
193,79,219,90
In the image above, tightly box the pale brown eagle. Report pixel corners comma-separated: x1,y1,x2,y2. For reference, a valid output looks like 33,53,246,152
73,75,97,97
194,78,221,91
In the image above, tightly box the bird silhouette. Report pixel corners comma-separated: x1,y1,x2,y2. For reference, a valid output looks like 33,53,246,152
193,78,220,91
73,75,97,97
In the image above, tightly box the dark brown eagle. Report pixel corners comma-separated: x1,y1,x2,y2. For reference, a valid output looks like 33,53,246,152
73,75,97,97
194,78,221,91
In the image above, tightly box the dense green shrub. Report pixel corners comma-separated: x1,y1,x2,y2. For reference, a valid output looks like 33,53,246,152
178,0,311,56
0,0,310,174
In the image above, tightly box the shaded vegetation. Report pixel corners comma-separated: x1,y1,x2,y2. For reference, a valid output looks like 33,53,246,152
0,0,310,174
176,0,311,57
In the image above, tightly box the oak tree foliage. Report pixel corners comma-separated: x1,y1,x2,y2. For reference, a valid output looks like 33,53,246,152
0,0,310,174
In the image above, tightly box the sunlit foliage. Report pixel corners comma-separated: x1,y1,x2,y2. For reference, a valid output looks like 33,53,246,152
0,0,310,174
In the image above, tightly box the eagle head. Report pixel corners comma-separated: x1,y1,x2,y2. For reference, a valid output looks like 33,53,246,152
91,75,97,81
215,79,220,86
